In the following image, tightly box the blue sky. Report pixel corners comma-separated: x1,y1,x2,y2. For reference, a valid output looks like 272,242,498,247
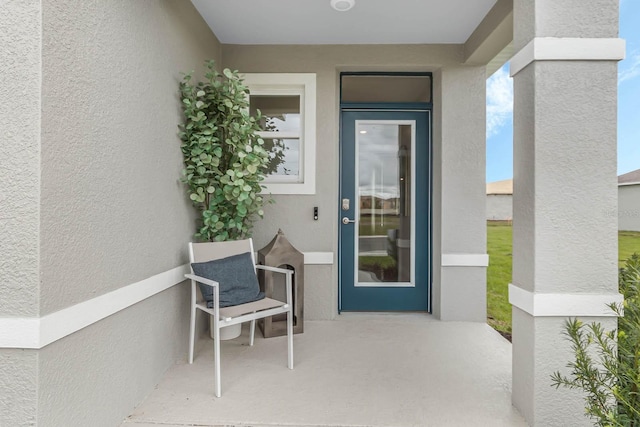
486,2,640,182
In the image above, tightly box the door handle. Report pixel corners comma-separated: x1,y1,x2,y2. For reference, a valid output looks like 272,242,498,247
342,217,356,225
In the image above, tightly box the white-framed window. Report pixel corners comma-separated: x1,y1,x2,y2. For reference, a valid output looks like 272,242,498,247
242,73,316,195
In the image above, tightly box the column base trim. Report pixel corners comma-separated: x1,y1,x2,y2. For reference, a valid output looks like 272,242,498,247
509,283,623,317
510,37,626,76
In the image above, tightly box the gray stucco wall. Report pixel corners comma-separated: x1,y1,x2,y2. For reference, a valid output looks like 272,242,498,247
222,45,487,321
1,1,222,426
435,66,487,321
40,0,220,315
38,286,189,427
0,1,42,425
619,184,640,231
1,0,41,319
487,194,513,220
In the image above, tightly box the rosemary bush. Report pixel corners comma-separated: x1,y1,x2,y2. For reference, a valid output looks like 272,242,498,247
551,253,640,426
178,61,272,241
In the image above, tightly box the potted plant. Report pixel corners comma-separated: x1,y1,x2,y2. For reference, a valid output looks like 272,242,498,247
178,60,275,242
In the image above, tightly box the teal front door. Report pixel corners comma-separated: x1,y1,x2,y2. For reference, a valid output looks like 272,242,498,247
339,110,431,311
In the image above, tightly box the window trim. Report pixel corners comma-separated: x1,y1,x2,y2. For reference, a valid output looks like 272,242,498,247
242,73,317,195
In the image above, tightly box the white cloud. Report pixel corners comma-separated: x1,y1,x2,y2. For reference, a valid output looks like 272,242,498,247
486,65,513,138
619,52,640,85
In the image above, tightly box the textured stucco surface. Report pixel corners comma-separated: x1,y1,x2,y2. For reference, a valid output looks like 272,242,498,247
38,284,190,427
512,65,536,293
39,0,220,315
0,0,41,317
512,310,617,426
1,1,221,425
430,70,444,320
487,194,513,220
223,45,486,321
439,66,487,255
439,268,487,321
619,185,640,231
513,0,618,51
435,66,487,321
511,1,620,424
0,350,38,427
514,61,618,295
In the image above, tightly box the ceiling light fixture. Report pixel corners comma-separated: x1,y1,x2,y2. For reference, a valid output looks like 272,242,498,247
331,0,355,12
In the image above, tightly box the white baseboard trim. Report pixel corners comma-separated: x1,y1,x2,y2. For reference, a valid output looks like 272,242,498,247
0,264,190,349
441,253,489,267
0,250,335,349
509,283,623,317
304,252,334,265
510,37,626,76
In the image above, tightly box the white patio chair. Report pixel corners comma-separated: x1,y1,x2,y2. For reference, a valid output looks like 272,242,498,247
185,239,294,397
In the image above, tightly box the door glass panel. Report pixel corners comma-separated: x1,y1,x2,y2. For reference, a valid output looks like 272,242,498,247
357,122,413,285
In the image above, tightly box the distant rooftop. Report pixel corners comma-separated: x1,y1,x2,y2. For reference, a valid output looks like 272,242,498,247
486,171,640,193
486,179,513,195
618,169,640,185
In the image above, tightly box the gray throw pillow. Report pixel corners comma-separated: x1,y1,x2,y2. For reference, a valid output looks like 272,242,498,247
191,252,265,308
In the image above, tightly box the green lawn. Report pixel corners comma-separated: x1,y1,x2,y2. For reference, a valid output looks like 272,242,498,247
487,224,640,336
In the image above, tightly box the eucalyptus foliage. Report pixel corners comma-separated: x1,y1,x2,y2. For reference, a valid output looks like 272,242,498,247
551,254,640,426
178,61,271,241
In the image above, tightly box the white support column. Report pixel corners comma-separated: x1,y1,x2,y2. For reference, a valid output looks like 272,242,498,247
510,1,623,425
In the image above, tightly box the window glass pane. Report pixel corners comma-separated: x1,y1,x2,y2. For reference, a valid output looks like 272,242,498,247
250,95,301,133
341,75,431,103
262,138,300,179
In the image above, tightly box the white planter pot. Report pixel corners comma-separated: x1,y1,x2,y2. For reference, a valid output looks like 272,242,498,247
210,317,242,340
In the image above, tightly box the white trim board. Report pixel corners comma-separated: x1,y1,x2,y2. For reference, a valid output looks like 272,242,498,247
0,264,190,349
304,252,334,265
0,251,335,349
509,283,623,317
510,37,625,76
441,254,489,267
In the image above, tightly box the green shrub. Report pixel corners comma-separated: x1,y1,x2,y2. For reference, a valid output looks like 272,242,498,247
178,61,276,241
551,253,640,426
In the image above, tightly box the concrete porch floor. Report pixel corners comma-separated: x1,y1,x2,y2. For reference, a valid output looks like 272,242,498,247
122,314,527,427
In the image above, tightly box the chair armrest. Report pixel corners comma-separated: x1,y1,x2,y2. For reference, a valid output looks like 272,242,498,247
185,273,219,288
255,264,294,276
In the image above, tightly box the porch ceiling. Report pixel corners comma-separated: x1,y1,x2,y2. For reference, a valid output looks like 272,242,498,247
191,0,498,45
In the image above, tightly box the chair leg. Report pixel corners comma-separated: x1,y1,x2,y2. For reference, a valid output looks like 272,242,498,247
249,318,256,346
213,316,221,398
189,283,197,364
287,308,294,369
